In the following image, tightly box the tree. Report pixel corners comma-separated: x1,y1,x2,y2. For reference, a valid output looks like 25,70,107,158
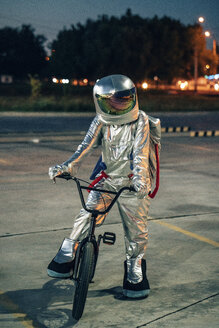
144,16,191,82
50,10,153,82
0,25,47,78
49,9,215,83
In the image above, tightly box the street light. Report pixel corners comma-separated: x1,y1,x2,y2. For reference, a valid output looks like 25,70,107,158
194,17,217,92
193,17,205,92
142,82,148,89
198,16,205,23
204,31,211,38
199,18,217,56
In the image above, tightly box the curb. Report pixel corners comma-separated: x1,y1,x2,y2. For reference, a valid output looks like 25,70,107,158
161,127,219,137
0,111,95,117
161,126,190,133
0,135,85,143
190,130,219,137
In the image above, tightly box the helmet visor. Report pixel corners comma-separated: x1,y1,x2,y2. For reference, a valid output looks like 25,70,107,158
96,87,136,115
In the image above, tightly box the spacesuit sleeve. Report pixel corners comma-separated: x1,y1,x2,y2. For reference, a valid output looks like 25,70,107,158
132,111,151,195
63,115,103,176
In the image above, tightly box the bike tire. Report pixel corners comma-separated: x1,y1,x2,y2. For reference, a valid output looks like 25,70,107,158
72,241,94,320
90,243,99,282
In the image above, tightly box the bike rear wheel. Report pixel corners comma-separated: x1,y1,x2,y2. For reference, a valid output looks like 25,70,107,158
72,241,95,320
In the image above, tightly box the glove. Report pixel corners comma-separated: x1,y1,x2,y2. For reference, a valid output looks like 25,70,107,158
133,182,149,199
48,164,69,180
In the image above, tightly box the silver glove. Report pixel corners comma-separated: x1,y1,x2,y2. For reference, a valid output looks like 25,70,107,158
48,164,69,180
133,182,149,199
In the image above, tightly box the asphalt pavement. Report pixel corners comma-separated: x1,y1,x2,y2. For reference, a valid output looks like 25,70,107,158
0,111,219,134
0,112,219,328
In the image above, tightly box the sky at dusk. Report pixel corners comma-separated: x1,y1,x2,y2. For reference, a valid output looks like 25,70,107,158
0,0,219,50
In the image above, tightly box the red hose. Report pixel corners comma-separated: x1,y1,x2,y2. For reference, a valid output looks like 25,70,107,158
149,144,160,199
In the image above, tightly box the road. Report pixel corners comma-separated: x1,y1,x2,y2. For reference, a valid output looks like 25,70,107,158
0,111,219,134
0,112,219,328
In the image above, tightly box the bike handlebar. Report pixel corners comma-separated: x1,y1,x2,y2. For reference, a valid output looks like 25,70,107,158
56,173,135,216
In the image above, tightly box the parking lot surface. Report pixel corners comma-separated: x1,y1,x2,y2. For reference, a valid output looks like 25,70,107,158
0,121,219,327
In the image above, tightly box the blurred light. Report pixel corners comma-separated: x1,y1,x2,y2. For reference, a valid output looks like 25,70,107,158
214,84,219,91
205,31,211,37
178,80,188,90
205,74,219,80
198,16,205,23
61,79,69,84
142,82,148,89
72,79,78,86
83,78,88,84
153,76,159,81
45,56,50,61
52,77,59,83
205,64,210,69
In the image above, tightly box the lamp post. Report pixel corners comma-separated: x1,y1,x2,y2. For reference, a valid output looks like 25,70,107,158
198,17,217,70
194,17,211,93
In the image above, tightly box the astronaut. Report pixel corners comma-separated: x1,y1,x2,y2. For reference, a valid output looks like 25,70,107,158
47,74,161,299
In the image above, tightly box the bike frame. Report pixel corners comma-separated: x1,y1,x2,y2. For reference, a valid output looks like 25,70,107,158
73,177,133,281
58,175,133,281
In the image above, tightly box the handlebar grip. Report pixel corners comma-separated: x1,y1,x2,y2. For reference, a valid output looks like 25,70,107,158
56,173,72,180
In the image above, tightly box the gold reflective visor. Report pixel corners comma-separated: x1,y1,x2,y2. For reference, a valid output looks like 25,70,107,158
96,87,136,115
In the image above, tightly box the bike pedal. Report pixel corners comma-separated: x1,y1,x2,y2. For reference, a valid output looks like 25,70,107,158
103,232,116,245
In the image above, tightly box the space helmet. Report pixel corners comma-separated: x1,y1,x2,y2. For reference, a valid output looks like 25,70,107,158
93,74,139,125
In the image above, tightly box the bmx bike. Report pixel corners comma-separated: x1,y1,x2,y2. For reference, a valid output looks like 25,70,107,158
56,173,134,321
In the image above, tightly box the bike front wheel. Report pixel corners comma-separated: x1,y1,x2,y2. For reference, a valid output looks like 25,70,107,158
72,241,95,320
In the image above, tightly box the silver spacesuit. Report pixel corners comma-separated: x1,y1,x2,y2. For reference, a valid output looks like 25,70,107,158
48,74,161,298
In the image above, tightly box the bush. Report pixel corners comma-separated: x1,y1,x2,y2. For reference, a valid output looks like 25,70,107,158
0,85,218,113
0,96,95,112
138,93,219,112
